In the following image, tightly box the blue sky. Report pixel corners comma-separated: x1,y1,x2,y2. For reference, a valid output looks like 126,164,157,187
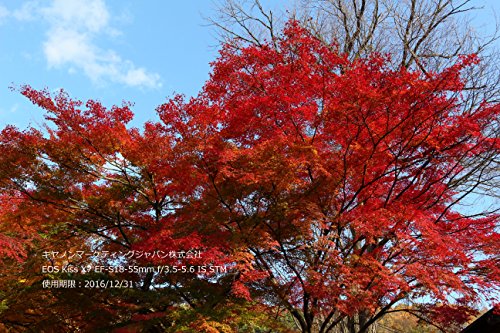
0,0,222,128
0,0,498,130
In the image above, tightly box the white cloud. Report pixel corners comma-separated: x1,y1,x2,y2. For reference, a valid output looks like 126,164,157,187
10,0,161,89
44,28,95,66
12,1,40,21
122,67,161,88
42,0,109,33
0,5,9,22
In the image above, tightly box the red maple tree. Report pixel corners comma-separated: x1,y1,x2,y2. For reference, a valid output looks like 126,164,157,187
0,21,498,332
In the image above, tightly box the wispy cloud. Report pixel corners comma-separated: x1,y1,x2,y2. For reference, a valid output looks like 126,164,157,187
11,1,39,21
8,0,161,89
0,103,20,115
0,5,9,22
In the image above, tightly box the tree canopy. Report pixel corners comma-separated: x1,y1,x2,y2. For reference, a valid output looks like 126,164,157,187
0,20,499,333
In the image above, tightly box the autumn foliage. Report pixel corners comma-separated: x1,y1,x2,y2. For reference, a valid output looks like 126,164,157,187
0,22,499,332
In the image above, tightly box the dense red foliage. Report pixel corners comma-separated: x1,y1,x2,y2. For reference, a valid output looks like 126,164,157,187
0,22,498,332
